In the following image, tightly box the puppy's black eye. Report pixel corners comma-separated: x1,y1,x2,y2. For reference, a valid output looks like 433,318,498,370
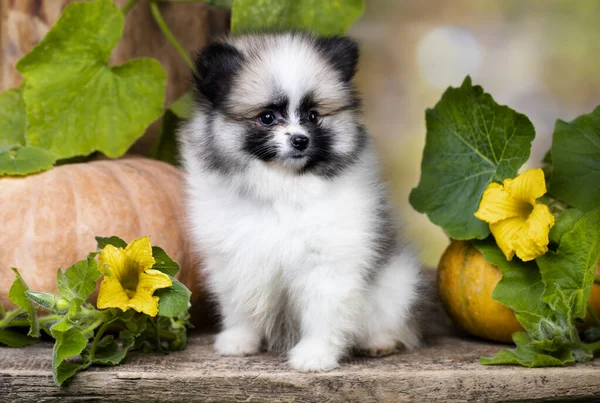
308,110,319,124
258,111,276,126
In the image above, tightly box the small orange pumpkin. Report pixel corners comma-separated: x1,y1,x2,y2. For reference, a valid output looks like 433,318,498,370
438,240,526,343
438,240,600,342
0,157,201,310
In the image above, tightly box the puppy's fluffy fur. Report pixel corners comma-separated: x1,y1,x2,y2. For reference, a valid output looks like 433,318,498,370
180,32,423,372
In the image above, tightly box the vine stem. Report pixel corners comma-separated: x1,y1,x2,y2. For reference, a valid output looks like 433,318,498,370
0,308,24,327
89,322,112,357
582,339,600,353
149,0,195,71
121,0,139,14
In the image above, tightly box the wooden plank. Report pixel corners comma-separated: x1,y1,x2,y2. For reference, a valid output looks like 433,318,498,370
1,334,598,402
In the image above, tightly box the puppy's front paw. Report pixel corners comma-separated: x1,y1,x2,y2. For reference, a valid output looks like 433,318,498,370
288,339,340,372
214,327,260,356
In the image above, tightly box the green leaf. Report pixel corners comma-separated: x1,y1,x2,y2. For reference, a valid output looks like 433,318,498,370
63,254,102,300
475,240,552,335
92,330,135,365
56,269,76,301
231,0,364,36
153,92,193,166
51,327,89,385
95,235,127,250
549,208,585,246
410,77,535,240
0,86,26,147
156,278,191,317
549,105,600,212
481,332,575,367
0,329,39,347
16,0,167,160
152,246,180,277
537,207,600,320
8,268,40,337
0,145,56,176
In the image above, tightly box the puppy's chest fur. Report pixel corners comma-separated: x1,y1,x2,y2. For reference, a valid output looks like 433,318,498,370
188,169,386,346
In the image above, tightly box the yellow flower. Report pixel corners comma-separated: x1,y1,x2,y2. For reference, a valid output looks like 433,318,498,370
97,236,172,316
474,168,555,262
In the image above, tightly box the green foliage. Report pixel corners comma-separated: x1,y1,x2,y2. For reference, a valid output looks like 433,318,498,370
548,208,585,246
549,106,600,211
0,146,57,176
231,0,364,35
480,332,576,367
16,0,166,161
0,237,192,386
152,246,181,277
0,87,26,147
476,240,592,367
62,254,103,302
8,268,40,337
409,77,535,240
95,236,128,250
0,329,39,347
537,208,600,321
51,327,89,385
156,279,192,317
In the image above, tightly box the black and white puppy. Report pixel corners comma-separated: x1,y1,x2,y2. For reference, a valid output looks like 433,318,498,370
180,32,422,372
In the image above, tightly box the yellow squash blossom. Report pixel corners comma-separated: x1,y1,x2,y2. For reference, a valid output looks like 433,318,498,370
97,236,172,316
474,168,555,262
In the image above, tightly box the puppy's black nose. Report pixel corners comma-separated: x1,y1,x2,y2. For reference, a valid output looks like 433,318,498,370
290,135,309,151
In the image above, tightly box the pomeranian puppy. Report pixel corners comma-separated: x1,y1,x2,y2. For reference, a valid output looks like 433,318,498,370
179,32,423,372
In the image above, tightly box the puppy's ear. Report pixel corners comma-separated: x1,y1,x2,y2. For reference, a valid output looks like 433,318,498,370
316,37,359,82
193,43,244,106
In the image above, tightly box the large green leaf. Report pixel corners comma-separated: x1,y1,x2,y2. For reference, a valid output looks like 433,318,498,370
410,77,535,240
475,240,551,336
153,92,193,167
0,87,26,147
63,254,102,301
549,106,600,212
51,327,89,386
231,0,364,36
0,145,56,176
536,207,600,321
16,0,166,160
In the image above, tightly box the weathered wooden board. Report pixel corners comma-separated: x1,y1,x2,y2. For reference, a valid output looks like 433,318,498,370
1,333,598,402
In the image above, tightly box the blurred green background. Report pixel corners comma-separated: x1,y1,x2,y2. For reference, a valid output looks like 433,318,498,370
347,0,600,267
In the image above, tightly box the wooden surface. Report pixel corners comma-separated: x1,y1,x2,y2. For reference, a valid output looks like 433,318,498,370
1,333,598,402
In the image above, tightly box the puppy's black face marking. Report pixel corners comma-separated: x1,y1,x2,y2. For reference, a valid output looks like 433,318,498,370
193,43,244,108
242,96,289,162
243,125,279,162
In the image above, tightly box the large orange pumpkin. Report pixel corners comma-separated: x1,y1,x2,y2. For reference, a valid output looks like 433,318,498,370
438,240,600,343
0,157,202,310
